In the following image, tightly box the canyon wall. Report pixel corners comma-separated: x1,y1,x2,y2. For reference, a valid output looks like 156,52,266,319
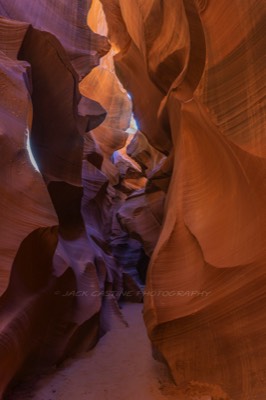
0,1,265,399
0,1,147,396
100,0,266,399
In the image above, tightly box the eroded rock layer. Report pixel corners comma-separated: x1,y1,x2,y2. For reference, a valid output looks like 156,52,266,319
0,0,265,399
100,0,266,399
0,0,110,78
0,3,142,396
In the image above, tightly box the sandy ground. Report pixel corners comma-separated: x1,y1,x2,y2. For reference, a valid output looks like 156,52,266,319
5,302,220,400
7,303,183,400
34,304,172,400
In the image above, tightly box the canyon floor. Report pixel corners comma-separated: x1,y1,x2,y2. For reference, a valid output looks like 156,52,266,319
6,303,184,400
6,302,217,400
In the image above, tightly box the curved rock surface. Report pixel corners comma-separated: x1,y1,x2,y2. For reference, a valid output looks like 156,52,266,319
0,4,130,397
0,19,57,297
0,0,110,78
0,1,265,399
100,0,266,399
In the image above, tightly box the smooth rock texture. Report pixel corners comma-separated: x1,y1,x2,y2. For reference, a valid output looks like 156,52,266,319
0,1,154,396
80,66,131,158
0,20,57,297
100,0,266,399
0,0,110,78
0,6,128,397
0,1,265,399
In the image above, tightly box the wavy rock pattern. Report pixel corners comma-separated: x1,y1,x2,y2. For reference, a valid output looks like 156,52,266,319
0,1,265,399
0,0,110,78
127,131,166,175
0,0,155,395
80,66,131,158
101,0,266,399
0,20,57,297
0,4,130,396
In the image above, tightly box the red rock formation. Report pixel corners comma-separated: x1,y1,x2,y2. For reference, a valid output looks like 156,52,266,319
0,1,265,399
0,18,57,297
0,4,125,397
0,1,154,396
100,0,266,399
0,0,110,78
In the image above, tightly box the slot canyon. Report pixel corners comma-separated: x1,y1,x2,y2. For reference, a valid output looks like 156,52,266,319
0,1,265,399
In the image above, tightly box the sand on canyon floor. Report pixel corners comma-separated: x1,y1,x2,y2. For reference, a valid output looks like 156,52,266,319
7,303,214,400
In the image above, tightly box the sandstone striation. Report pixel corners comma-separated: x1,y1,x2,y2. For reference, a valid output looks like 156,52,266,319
0,1,265,399
100,0,266,399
